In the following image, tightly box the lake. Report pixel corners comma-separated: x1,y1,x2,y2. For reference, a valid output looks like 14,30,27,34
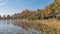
0,20,44,34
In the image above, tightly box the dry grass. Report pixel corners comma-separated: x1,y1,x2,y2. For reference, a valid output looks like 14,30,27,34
13,19,60,34
19,19,60,30
34,19,60,30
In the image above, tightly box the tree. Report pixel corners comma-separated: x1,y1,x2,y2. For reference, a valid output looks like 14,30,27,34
28,15,35,21
3,15,6,19
35,9,43,19
7,15,11,19
0,15,1,19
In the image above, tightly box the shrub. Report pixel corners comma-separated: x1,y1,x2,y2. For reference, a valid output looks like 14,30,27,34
28,16,35,21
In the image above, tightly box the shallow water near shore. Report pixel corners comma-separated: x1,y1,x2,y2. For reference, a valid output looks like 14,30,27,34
0,20,44,34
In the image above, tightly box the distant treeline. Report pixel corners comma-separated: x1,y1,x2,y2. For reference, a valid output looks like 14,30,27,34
0,9,60,20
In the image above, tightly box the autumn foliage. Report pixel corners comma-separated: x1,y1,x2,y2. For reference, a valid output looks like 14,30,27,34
0,0,60,20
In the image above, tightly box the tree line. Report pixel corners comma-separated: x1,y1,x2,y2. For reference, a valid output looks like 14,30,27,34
0,0,60,20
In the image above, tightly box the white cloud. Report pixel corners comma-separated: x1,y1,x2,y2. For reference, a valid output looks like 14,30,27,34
0,2,6,5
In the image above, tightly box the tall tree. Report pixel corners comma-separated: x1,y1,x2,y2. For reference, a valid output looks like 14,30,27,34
7,15,11,19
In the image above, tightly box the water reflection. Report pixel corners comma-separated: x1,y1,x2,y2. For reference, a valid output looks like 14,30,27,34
0,20,44,34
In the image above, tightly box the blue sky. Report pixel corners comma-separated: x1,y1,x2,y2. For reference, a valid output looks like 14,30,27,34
0,0,54,16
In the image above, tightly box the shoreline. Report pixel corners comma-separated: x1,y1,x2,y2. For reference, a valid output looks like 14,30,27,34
12,19,60,34
0,19,60,34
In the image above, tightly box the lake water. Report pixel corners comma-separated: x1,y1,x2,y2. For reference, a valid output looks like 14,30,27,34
0,20,44,34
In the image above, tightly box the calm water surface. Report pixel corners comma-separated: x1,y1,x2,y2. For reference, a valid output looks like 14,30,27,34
0,20,44,34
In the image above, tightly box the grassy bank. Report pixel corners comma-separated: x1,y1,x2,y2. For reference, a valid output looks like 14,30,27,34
12,19,60,34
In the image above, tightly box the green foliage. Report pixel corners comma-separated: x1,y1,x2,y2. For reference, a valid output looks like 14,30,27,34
28,15,35,21
49,8,55,15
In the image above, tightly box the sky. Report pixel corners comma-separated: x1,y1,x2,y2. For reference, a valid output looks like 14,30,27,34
0,0,54,16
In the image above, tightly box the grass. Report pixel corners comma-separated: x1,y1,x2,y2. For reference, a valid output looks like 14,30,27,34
12,19,60,34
